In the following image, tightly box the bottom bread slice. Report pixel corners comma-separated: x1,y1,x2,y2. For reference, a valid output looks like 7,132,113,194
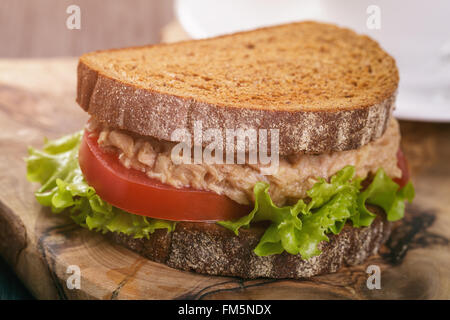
107,206,391,279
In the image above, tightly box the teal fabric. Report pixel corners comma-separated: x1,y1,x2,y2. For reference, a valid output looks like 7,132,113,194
0,257,33,300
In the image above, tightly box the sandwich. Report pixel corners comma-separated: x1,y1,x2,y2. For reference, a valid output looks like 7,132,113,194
26,21,414,279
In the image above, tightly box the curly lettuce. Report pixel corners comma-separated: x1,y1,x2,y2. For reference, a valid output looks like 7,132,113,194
218,166,414,259
26,131,175,238
26,131,414,260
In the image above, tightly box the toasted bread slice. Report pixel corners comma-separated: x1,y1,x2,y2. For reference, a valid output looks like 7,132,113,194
109,206,390,279
77,21,398,155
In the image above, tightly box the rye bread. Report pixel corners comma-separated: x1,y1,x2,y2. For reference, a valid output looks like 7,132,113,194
77,21,398,155
108,206,391,279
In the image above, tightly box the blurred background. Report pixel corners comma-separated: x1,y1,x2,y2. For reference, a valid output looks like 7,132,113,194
0,0,175,57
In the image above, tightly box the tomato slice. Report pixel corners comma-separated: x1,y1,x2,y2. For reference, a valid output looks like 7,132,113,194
78,132,251,222
393,148,410,188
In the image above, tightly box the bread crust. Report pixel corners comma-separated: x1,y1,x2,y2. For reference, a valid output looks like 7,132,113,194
108,209,391,279
77,62,395,155
76,22,398,155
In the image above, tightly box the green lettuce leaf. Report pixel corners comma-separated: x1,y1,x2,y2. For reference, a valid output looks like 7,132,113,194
26,131,175,238
218,182,306,255
358,168,415,223
26,131,415,260
219,166,414,259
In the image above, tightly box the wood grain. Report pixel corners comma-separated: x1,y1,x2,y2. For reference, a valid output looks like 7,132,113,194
0,59,449,299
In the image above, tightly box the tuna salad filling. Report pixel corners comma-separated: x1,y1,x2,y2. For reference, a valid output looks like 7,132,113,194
87,118,401,206
27,119,414,259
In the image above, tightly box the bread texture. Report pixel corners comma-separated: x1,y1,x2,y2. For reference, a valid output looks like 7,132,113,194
108,207,391,279
77,21,399,155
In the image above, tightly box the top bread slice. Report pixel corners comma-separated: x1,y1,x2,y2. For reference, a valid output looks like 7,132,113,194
77,21,399,155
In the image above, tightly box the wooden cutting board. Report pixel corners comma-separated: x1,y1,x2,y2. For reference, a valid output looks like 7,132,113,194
0,59,449,300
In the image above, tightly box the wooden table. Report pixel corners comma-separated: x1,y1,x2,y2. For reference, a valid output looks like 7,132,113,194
0,58,449,299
